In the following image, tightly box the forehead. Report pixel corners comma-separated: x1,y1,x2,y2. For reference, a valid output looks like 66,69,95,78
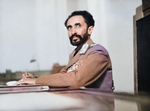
67,15,86,26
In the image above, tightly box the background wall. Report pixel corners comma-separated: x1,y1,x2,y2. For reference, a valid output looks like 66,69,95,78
0,0,142,94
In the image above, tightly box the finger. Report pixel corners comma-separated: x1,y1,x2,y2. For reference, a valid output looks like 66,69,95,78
17,79,27,85
27,73,35,78
25,70,29,78
27,73,32,77
22,73,27,79
26,73,29,78
13,81,22,86
22,73,25,79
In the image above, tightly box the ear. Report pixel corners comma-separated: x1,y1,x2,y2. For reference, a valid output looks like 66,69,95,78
88,26,94,35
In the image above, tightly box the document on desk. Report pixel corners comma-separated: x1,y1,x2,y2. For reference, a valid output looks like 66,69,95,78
0,85,49,94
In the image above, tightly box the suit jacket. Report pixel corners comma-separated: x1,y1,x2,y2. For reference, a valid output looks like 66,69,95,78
36,39,113,91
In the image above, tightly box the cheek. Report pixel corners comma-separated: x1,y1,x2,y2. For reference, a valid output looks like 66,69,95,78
76,29,83,35
80,29,87,36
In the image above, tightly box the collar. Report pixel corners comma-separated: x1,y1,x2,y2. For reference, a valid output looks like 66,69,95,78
77,39,94,55
75,39,94,52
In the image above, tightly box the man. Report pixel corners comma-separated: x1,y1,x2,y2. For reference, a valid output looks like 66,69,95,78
16,10,113,91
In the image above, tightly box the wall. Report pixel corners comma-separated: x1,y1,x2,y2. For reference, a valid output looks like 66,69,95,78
0,0,142,94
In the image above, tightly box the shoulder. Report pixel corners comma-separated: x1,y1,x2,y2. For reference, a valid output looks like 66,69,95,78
88,44,109,56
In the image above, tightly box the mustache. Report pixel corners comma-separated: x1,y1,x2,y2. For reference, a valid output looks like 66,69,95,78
70,34,82,41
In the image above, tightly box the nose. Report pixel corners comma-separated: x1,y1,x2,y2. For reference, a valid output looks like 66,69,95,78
71,27,77,35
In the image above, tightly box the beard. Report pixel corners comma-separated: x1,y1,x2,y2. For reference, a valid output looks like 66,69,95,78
69,31,89,46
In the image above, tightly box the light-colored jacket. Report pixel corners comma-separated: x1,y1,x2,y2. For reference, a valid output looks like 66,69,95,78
36,39,113,91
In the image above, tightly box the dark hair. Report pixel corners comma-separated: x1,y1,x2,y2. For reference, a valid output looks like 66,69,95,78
64,10,95,27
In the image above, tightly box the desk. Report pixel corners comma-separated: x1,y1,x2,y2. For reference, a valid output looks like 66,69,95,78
0,88,149,111
0,88,114,111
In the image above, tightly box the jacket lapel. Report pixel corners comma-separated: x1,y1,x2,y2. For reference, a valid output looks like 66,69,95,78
68,50,80,67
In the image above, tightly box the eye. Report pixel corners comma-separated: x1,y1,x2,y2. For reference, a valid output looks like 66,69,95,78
67,26,72,30
76,24,81,27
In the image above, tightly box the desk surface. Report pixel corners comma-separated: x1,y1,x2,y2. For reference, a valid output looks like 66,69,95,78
0,88,114,111
0,88,149,111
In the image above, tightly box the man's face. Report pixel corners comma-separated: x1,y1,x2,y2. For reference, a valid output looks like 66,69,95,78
66,15,89,46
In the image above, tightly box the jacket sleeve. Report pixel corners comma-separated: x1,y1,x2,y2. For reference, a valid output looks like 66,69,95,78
35,51,110,89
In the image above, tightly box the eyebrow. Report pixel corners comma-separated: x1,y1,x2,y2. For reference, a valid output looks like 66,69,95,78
75,23,81,26
66,25,72,29
66,23,81,29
